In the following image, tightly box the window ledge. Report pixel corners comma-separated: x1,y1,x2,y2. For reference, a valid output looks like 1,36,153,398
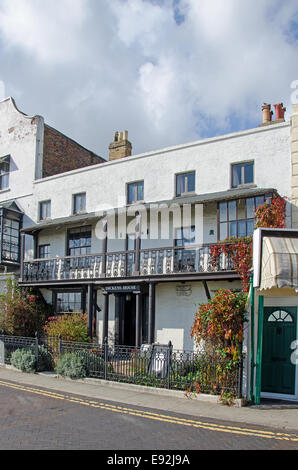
73,211,87,216
127,200,145,206
0,188,11,194
230,184,257,190
175,192,197,198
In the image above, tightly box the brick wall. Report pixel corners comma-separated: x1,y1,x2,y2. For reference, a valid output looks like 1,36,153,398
42,125,105,178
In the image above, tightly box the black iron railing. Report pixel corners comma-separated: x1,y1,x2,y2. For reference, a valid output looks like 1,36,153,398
0,334,242,397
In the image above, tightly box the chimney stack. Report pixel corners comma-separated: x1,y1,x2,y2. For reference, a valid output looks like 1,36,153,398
259,102,286,127
109,131,132,161
261,103,273,124
274,102,286,121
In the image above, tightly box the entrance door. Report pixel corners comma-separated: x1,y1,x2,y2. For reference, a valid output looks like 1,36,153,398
262,307,297,395
123,294,136,346
115,294,136,346
115,293,149,346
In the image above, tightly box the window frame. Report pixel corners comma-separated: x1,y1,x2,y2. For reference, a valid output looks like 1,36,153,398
175,171,196,197
0,155,10,191
174,226,196,247
126,180,144,205
66,225,92,256
1,216,21,263
39,200,51,221
217,193,272,241
52,289,86,314
38,244,51,259
231,161,254,188
73,192,86,215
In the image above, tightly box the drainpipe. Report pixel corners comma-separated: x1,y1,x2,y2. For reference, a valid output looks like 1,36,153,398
255,295,264,405
249,273,255,403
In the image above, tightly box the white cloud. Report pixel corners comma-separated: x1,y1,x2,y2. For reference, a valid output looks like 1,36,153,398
138,60,175,125
109,0,172,50
0,0,297,157
0,0,89,63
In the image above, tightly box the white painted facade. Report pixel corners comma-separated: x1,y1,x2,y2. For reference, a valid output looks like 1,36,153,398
22,120,291,350
31,122,291,225
1,97,297,401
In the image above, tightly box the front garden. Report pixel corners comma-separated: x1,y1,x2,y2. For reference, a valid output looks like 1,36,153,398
1,332,242,401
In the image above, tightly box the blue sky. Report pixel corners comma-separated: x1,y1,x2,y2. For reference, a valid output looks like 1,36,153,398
0,0,297,160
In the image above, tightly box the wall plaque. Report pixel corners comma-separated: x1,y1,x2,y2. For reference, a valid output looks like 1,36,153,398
176,284,192,296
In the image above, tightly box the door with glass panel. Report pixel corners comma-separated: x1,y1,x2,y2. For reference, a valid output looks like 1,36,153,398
262,307,297,395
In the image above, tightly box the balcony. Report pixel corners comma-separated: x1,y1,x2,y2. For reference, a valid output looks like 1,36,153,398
21,243,237,284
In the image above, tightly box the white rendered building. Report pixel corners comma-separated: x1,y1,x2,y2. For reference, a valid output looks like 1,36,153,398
0,98,296,366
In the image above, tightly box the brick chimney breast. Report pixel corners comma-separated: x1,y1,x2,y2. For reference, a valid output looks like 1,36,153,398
109,130,132,161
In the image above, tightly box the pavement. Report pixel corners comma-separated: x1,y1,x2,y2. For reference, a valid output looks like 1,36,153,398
1,365,298,433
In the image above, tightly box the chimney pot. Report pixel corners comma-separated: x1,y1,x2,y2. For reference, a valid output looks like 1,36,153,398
274,102,286,121
261,103,273,124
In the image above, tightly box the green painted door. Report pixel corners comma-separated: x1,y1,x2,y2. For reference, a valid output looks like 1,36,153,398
262,307,297,395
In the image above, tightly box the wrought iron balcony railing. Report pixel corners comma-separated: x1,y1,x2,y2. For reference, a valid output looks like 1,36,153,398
21,244,235,283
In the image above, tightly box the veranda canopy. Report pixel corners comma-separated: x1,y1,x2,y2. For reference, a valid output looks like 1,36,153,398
260,236,298,290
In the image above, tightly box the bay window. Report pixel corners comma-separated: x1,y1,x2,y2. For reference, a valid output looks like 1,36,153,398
218,194,272,240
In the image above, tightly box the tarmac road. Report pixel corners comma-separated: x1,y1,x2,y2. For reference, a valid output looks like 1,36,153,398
0,367,298,452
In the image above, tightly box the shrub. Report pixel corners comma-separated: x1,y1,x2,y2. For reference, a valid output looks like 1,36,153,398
11,348,36,373
44,313,90,343
9,345,54,373
56,352,87,379
68,349,113,376
36,344,54,372
80,350,104,374
0,279,52,336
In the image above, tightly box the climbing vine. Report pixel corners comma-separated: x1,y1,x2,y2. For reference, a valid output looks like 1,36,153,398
191,288,247,363
210,237,253,293
255,194,287,229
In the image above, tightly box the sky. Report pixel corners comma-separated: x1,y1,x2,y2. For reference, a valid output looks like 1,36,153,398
0,0,298,160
